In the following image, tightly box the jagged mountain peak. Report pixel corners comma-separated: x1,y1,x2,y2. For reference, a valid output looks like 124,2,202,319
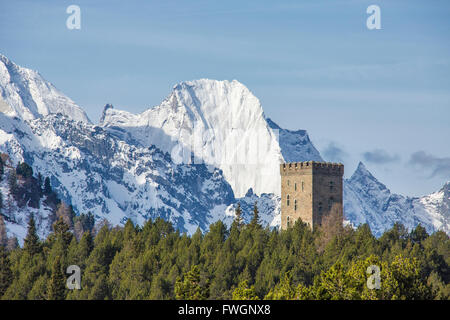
344,162,450,236
266,118,323,163
350,162,385,188
266,118,305,135
0,53,90,123
0,53,13,66
353,161,370,175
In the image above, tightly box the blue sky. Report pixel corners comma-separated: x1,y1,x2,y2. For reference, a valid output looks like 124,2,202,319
1,0,449,196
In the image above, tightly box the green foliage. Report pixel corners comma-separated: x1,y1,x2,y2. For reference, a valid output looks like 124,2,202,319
249,202,261,230
0,245,12,296
44,177,52,195
232,280,259,300
264,272,296,300
0,211,447,300
47,256,66,300
0,156,4,179
8,171,18,194
23,215,41,256
16,162,33,178
175,265,209,300
0,215,7,247
8,166,42,208
75,212,95,233
51,216,73,249
382,254,433,299
232,203,243,229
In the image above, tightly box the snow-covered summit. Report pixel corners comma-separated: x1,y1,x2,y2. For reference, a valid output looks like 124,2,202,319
344,162,449,236
348,162,389,195
266,118,323,163
100,79,320,197
0,54,90,123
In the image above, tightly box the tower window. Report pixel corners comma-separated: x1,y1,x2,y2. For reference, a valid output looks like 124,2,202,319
302,181,304,191
294,182,297,191
294,199,297,211
329,181,334,192
287,194,290,206
318,202,323,213
287,216,290,228
328,197,334,210
287,180,290,186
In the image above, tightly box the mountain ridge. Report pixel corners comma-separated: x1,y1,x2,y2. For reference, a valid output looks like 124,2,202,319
0,54,448,242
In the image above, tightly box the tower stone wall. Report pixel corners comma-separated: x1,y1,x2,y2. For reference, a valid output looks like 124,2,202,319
280,161,344,230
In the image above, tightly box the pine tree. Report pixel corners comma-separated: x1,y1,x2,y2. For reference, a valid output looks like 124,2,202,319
232,203,243,229
23,214,41,255
0,156,3,180
410,224,429,244
44,177,52,195
250,202,261,229
264,272,296,300
123,219,135,241
78,232,94,266
37,172,43,196
47,255,66,300
16,162,33,178
8,171,18,195
52,216,73,249
0,245,12,296
175,265,209,300
0,215,7,247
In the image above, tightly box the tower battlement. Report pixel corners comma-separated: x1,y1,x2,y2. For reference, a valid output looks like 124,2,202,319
280,161,344,175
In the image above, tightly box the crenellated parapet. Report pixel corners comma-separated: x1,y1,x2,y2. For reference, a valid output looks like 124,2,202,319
280,161,344,176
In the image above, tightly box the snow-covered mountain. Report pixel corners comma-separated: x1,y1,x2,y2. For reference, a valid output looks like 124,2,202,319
0,111,238,240
100,79,322,198
0,54,448,241
1,57,303,240
344,162,450,237
0,54,90,123
0,156,55,243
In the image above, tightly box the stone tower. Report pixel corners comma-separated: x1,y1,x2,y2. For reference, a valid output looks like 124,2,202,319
280,161,344,230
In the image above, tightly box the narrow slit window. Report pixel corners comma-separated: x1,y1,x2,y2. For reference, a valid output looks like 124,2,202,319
328,197,334,210
287,194,290,206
